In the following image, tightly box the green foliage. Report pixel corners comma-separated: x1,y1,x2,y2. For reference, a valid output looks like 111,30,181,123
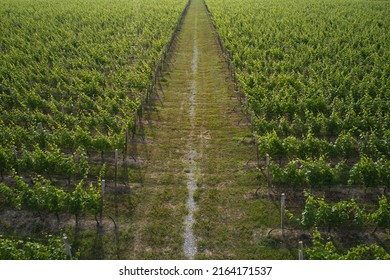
348,157,384,188
14,175,40,211
306,229,390,260
0,0,187,149
371,196,390,229
67,180,88,222
334,132,358,159
34,176,67,215
0,148,13,178
0,235,76,260
289,192,389,231
0,0,187,179
343,244,390,260
269,159,343,188
86,183,102,217
0,0,187,248
0,182,14,207
206,0,390,189
0,176,101,221
257,131,285,159
74,146,90,178
306,229,340,260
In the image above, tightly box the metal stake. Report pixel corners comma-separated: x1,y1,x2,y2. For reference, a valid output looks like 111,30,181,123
63,235,72,260
298,241,304,260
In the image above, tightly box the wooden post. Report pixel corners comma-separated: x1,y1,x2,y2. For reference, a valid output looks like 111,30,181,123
281,193,286,238
114,149,118,189
100,179,105,225
63,235,72,260
298,241,304,260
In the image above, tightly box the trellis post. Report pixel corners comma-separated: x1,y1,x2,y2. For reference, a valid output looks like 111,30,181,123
298,241,304,260
281,193,286,238
63,235,72,260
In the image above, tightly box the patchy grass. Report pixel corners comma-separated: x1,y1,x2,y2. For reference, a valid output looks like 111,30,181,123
68,0,292,259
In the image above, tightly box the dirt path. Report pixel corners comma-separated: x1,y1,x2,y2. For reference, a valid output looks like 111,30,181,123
125,0,265,259
183,5,199,259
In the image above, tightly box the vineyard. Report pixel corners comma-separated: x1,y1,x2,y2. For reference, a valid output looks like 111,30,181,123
205,0,389,258
0,0,187,174
0,0,389,260
206,0,389,189
0,0,188,259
